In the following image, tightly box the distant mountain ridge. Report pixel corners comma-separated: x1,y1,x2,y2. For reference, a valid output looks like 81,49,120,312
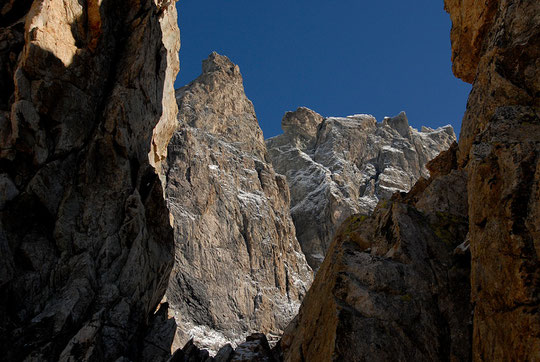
266,107,455,268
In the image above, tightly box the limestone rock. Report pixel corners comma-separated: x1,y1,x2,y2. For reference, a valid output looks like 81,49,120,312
445,0,540,163
0,0,179,360
266,108,455,268
280,145,472,361
165,53,312,352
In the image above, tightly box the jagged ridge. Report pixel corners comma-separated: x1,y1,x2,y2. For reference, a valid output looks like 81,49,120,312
266,107,455,269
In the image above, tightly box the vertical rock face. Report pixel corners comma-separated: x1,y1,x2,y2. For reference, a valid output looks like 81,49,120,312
280,145,473,361
468,108,540,360
444,0,540,359
266,108,455,268
447,0,539,162
444,0,498,84
165,53,312,352
0,0,179,360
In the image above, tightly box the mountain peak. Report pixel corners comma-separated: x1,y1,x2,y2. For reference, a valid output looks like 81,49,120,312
202,51,241,76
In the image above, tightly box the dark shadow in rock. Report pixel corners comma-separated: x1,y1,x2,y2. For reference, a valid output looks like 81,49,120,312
0,1,176,360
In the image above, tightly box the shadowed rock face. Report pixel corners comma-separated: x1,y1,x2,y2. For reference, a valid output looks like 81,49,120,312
468,107,540,360
266,108,455,269
0,0,179,360
280,145,473,361
165,53,312,352
170,333,279,362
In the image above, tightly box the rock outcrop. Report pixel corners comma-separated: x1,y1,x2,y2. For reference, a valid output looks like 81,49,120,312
280,144,472,361
280,0,539,361
0,0,179,360
266,109,455,268
444,0,540,359
0,0,536,360
165,53,312,352
170,333,278,362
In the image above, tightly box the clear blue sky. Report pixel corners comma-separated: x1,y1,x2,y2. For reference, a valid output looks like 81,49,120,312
174,1,471,139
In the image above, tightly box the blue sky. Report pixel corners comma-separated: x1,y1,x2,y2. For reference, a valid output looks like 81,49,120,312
174,1,471,139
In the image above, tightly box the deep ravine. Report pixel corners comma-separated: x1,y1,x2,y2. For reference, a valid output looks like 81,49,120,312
0,0,537,361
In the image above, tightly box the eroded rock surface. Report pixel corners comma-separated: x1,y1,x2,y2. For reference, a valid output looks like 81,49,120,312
280,144,472,361
170,333,278,362
444,0,540,359
468,108,540,360
266,108,455,268
165,53,312,352
0,0,179,360
444,0,498,84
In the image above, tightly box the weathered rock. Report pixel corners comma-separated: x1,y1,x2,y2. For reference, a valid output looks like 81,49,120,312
281,145,472,361
168,333,276,362
0,0,179,360
214,344,234,362
231,333,276,362
444,0,498,84
141,301,179,362
468,107,540,360
446,0,540,163
165,53,312,352
444,0,540,359
266,108,455,268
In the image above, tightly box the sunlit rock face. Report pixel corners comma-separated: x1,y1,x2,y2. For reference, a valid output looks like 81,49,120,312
266,108,455,269
165,52,312,353
444,0,499,85
0,0,179,361
445,0,540,359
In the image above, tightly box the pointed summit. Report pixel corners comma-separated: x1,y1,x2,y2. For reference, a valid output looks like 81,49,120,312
176,52,264,157
202,51,241,77
383,111,411,138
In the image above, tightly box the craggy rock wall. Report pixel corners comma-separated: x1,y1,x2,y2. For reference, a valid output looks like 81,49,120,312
267,108,455,269
445,0,540,359
165,53,312,352
280,145,473,361
0,0,179,360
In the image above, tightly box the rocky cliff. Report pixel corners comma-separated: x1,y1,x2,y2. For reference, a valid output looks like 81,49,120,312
445,0,540,359
266,109,455,268
280,144,472,361
0,0,537,360
0,0,179,360
164,53,312,352
280,0,539,360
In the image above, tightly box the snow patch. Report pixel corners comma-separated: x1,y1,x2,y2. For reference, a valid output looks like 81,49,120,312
381,145,404,154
